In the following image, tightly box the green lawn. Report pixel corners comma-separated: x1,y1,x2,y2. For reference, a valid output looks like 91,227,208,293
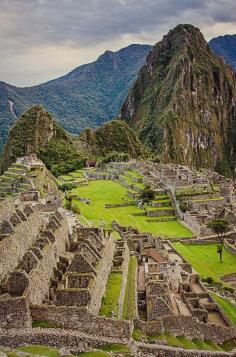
210,293,236,326
123,256,137,320
79,352,110,357
71,180,193,238
99,272,123,317
173,243,236,281
17,345,60,357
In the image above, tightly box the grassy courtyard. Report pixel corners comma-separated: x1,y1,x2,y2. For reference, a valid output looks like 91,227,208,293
210,293,236,326
122,256,137,320
71,180,193,238
99,271,123,317
173,243,236,282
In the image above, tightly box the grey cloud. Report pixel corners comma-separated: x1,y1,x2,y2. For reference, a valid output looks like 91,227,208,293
0,0,236,85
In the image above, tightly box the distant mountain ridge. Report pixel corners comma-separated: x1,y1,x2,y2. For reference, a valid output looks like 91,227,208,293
209,34,236,70
0,44,151,152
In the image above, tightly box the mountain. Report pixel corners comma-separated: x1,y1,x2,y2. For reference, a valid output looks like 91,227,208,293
209,35,236,71
78,119,145,157
0,105,80,174
1,105,145,175
119,24,236,175
0,44,151,153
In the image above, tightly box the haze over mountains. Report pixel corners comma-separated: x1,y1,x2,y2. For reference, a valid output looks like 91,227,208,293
1,29,236,163
0,44,151,152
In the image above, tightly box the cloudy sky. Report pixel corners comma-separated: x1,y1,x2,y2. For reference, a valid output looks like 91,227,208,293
1,0,236,86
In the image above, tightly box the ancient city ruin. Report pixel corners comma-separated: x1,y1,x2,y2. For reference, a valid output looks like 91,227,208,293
0,156,236,356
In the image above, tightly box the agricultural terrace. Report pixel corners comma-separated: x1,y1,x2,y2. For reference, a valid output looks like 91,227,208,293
173,243,236,282
70,179,193,238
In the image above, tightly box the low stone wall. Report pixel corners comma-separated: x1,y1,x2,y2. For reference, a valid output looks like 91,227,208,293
31,305,132,339
221,272,236,282
134,315,236,343
134,342,232,356
147,208,174,217
105,202,135,208
224,239,236,256
0,328,129,353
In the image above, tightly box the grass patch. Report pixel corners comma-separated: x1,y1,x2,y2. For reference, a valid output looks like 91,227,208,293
192,339,213,351
122,256,137,320
99,272,123,317
100,344,130,352
71,180,193,238
132,328,143,341
17,345,60,357
173,243,236,282
221,339,236,351
210,293,236,326
79,352,110,357
32,320,61,328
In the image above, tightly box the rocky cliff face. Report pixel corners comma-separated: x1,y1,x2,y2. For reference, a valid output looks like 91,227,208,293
120,24,236,174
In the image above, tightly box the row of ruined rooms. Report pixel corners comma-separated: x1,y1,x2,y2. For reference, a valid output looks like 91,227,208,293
115,222,231,327
0,194,232,332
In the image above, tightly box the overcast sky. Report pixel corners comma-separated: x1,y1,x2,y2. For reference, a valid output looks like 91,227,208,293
1,0,236,86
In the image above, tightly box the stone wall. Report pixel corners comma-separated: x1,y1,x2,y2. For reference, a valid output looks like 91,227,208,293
31,305,132,339
0,328,129,354
134,342,232,356
0,297,31,328
0,198,15,221
134,315,236,343
118,241,130,318
25,216,69,305
224,239,236,256
0,207,43,280
88,234,115,314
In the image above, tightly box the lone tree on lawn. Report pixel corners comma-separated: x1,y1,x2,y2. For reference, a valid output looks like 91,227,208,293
217,244,223,263
207,219,229,243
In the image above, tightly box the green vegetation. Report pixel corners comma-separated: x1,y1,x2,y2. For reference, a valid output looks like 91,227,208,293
207,219,230,242
173,243,236,282
210,293,236,326
100,344,130,353
0,44,151,154
0,105,83,175
80,120,146,159
78,352,110,357
132,328,143,341
32,320,61,328
134,332,236,352
99,272,123,317
71,180,193,238
123,256,137,319
17,345,61,357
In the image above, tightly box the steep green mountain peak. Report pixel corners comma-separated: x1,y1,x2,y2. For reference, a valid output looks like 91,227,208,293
120,24,236,174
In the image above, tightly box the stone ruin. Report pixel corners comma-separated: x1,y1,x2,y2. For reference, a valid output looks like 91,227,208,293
0,159,236,356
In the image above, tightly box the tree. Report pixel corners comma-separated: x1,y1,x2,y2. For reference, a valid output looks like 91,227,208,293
207,219,229,242
217,244,223,263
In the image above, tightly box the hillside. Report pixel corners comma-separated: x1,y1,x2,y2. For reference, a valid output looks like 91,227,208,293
0,44,151,152
78,119,145,157
119,24,236,174
209,34,236,70
0,105,80,174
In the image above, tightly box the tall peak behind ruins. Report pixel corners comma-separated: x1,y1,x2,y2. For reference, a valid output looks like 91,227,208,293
120,24,236,175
